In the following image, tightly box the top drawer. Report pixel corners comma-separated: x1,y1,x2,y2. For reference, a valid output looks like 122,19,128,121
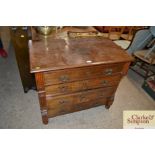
44,63,124,85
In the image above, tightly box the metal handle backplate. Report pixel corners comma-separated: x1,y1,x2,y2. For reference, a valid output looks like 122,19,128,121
59,85,68,92
79,94,86,102
104,68,113,75
59,100,69,104
59,75,70,82
100,80,108,86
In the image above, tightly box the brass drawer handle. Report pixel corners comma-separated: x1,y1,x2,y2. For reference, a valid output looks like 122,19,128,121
59,75,70,82
59,100,69,104
82,82,88,90
59,85,68,92
60,110,66,113
75,105,83,109
100,80,108,86
104,69,113,75
79,94,86,102
99,93,104,97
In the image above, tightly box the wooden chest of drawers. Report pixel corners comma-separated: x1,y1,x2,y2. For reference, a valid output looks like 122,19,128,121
29,30,132,124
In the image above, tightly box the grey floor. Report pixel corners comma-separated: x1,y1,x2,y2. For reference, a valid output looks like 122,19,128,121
0,43,155,129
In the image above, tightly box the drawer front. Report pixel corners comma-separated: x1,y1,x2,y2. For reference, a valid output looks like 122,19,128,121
45,74,121,97
47,87,116,110
44,63,123,85
47,97,108,118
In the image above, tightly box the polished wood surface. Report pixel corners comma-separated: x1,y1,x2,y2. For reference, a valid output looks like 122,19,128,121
35,72,48,124
43,63,123,85
47,86,116,108
29,34,132,73
29,27,132,124
47,97,108,118
45,74,121,97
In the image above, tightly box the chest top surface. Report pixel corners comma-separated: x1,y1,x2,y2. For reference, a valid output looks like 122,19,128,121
29,30,132,73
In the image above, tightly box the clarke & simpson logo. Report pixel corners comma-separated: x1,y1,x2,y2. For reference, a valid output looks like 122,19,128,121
127,114,154,125
123,111,155,129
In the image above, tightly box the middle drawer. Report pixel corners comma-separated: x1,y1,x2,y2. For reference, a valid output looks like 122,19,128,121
45,74,121,97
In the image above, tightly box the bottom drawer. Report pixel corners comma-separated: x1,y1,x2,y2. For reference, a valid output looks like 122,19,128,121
47,97,108,118
47,87,116,109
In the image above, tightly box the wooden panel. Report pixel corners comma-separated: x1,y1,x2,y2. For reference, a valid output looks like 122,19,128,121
35,72,48,124
29,35,133,73
122,62,132,75
47,86,116,110
44,63,123,85
47,97,108,118
10,26,36,92
45,74,121,96
35,72,45,91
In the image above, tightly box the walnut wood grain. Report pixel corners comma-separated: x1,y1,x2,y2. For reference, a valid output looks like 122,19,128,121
35,73,48,124
47,97,108,118
122,62,132,75
44,63,123,85
29,27,132,124
38,92,48,124
105,95,115,109
29,37,132,73
47,86,116,110
45,74,121,97
35,72,45,91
